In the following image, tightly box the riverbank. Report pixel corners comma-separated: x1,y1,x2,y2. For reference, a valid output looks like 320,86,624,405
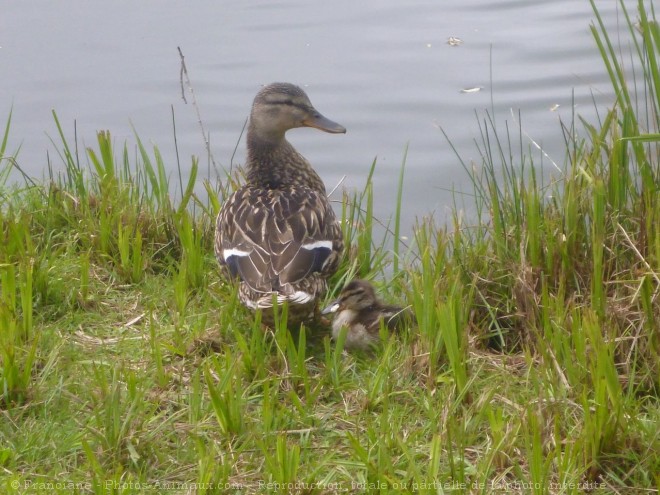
1,2,658,492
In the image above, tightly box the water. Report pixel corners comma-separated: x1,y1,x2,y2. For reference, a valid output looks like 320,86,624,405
1,1,635,233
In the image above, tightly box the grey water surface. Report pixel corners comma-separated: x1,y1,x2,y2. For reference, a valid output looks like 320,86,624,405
1,1,634,233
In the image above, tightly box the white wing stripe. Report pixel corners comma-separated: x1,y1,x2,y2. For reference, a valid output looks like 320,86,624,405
223,248,251,260
301,240,332,250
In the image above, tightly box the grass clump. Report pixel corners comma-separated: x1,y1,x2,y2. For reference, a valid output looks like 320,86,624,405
0,1,659,493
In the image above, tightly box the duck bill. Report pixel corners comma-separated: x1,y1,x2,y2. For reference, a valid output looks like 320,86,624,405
321,300,340,315
303,111,346,134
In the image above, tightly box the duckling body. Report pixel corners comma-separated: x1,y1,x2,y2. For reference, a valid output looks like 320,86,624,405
322,279,414,350
215,83,345,325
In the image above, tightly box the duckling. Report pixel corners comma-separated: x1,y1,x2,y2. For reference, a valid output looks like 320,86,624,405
322,279,414,350
215,83,345,325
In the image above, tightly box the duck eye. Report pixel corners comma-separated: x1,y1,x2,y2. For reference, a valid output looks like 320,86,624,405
268,98,298,107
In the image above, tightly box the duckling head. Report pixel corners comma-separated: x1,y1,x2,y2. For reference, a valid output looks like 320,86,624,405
322,279,378,314
249,83,346,144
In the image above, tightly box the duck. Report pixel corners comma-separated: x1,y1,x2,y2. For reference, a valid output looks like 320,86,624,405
322,279,415,350
215,82,345,325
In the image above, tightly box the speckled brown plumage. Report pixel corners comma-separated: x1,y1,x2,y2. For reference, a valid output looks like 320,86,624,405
215,83,345,325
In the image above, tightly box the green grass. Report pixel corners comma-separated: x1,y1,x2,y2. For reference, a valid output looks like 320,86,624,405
1,1,659,493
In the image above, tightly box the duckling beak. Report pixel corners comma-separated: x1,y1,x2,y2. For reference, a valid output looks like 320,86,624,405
321,300,340,315
302,111,346,134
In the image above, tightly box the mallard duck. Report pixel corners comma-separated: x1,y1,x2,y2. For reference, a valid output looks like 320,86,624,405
215,82,345,325
322,279,415,350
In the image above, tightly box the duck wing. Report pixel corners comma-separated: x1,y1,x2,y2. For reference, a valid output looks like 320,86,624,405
215,185,343,296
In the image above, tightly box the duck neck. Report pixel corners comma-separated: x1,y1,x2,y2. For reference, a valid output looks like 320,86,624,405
246,123,326,192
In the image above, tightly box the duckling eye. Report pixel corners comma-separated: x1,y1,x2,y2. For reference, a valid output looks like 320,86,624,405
340,294,354,305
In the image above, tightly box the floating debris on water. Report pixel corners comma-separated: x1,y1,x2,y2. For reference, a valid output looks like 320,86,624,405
460,87,482,93
550,104,560,111
447,36,463,46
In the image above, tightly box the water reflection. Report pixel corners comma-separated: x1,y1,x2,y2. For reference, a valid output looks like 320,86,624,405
1,1,635,231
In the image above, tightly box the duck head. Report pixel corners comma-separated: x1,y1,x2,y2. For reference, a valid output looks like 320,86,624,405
249,82,346,144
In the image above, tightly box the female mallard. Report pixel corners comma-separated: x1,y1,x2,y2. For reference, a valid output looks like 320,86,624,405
215,82,345,325
322,279,415,350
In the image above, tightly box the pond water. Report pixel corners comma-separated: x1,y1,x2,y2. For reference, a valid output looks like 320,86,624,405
1,1,635,233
